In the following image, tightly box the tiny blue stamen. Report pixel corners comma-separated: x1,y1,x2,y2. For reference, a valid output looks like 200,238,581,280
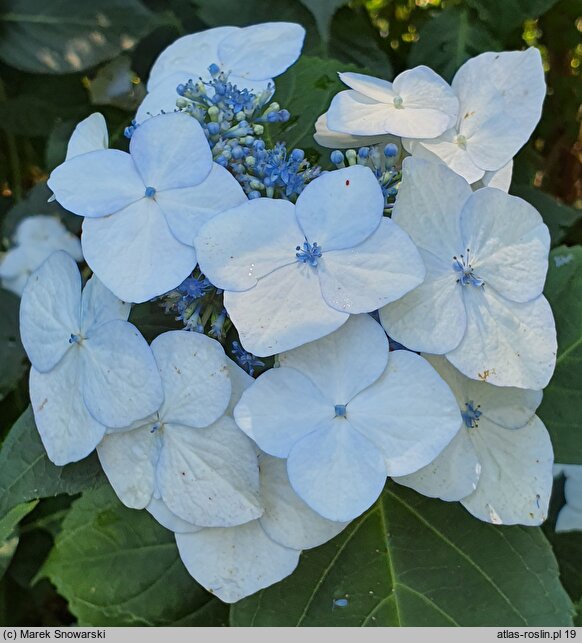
296,241,322,267
453,249,484,287
334,404,347,418
145,186,156,198
462,401,482,429
68,333,81,344
150,421,162,434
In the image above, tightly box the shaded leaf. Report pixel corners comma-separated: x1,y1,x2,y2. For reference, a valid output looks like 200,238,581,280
465,0,561,39
231,482,573,626
0,501,38,579
299,0,348,42
41,485,229,626
538,246,582,463
0,407,105,521
0,289,27,402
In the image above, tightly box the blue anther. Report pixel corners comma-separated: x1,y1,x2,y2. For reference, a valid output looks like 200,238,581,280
453,249,484,287
462,401,482,429
145,186,156,198
68,333,81,344
150,421,162,433
296,241,322,267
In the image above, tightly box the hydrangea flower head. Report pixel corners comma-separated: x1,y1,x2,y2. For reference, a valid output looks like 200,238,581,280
97,330,263,528
136,23,305,122
19,251,163,465
48,112,246,303
403,48,545,183
0,216,82,296
234,314,461,522
325,66,459,139
379,158,556,389
196,165,425,356
395,356,552,526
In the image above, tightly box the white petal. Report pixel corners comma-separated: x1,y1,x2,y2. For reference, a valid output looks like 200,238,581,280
555,506,582,533
234,366,331,457
224,263,347,356
48,150,144,217
379,250,466,354
225,359,253,416
314,112,396,148
158,417,262,527
218,23,305,80
259,455,347,550
395,427,479,501
148,27,237,90
65,113,108,160
348,350,461,476
447,288,557,389
338,72,394,103
288,419,386,522
146,498,201,534
392,157,470,257
475,160,513,192
318,217,425,313
461,415,553,526
15,215,73,244
156,163,247,246
152,331,231,428
82,199,197,303
278,313,389,404
97,423,161,509
564,471,582,512
195,198,300,291
20,251,81,372
460,188,550,303
295,165,383,251
130,112,212,191
80,275,130,333
176,520,299,603
30,354,106,466
326,90,400,136
81,319,163,428
135,75,183,124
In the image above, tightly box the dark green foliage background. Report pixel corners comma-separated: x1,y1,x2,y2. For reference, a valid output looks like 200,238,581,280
0,0,581,627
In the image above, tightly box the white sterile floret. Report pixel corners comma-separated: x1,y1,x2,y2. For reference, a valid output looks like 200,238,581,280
19,251,163,465
403,48,545,184
173,455,347,603
48,112,246,303
196,165,425,356
324,66,459,140
136,23,305,123
379,158,556,389
97,330,263,528
234,314,461,522
0,216,82,296
554,465,582,532
313,113,398,149
395,356,552,526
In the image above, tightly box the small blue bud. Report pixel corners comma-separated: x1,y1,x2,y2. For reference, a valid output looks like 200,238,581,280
207,122,220,136
278,109,290,122
248,190,261,199
291,149,305,162
208,63,220,76
384,143,399,158
330,150,344,165
358,147,369,159
176,83,186,96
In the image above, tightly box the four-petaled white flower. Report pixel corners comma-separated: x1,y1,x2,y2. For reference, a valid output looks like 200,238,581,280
234,314,461,522
554,465,582,532
324,66,459,140
395,355,553,526
380,158,556,389
97,330,263,528
403,48,545,185
150,455,346,603
48,112,246,303
0,216,82,296
196,165,425,356
136,23,305,123
20,251,163,465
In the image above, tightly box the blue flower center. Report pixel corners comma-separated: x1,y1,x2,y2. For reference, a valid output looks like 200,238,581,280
296,241,322,267
334,404,347,418
145,186,156,198
453,249,484,287
462,401,481,429
150,421,162,434
68,333,82,345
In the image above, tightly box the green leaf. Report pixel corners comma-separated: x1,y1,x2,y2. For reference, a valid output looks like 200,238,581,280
0,501,38,579
408,7,501,82
41,485,228,626
128,300,182,344
511,186,582,247
538,246,582,463
298,0,348,42
269,56,363,157
465,0,561,39
0,0,159,74
0,289,27,402
0,407,105,521
231,483,573,626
